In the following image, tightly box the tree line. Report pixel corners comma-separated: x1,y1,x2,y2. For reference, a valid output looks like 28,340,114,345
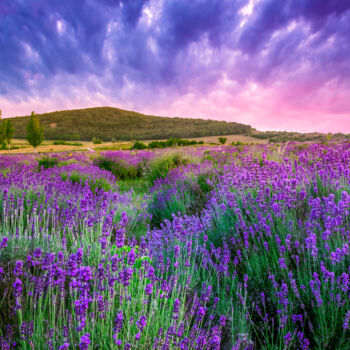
0,110,44,151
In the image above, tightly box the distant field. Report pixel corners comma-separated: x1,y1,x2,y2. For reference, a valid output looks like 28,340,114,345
0,139,130,154
0,134,268,154
193,134,267,144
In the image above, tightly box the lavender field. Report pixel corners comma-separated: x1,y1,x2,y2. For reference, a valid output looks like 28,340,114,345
0,143,349,349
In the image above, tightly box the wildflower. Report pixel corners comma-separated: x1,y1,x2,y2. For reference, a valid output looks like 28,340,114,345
58,344,70,350
197,306,206,320
114,311,124,333
343,310,350,330
13,278,22,298
33,248,42,259
127,248,136,265
219,315,226,326
284,332,292,347
79,333,91,350
0,236,8,249
136,315,147,332
145,283,153,295
278,257,287,269
113,334,122,345
13,261,23,277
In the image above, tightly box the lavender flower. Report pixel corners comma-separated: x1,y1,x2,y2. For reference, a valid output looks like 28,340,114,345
79,333,91,350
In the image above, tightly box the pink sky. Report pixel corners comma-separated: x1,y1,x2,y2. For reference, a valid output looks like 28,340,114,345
1,0,350,133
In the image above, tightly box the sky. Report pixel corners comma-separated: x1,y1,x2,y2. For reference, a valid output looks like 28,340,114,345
1,0,350,133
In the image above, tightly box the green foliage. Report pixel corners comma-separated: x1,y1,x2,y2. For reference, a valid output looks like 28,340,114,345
60,133,81,140
61,172,112,192
53,141,83,146
94,157,145,180
0,120,15,150
252,131,330,143
9,107,252,141
92,137,102,144
37,156,59,170
0,120,14,150
0,129,5,150
147,153,190,185
26,111,44,148
148,140,165,149
147,138,202,149
218,137,227,144
57,159,77,166
132,141,147,150
117,179,149,194
177,138,203,146
231,141,244,146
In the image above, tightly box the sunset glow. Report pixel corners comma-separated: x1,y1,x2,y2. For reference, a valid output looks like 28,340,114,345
1,0,350,132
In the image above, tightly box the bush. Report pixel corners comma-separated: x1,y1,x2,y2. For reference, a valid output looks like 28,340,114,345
231,141,244,146
148,140,168,149
92,137,102,144
218,137,227,145
37,157,59,170
148,141,160,149
132,141,147,150
148,138,202,149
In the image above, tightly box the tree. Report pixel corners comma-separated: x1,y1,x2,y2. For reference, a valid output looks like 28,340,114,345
27,111,44,149
218,137,227,145
2,120,14,151
0,123,5,149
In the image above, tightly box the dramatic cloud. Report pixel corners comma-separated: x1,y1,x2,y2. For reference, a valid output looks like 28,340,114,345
0,0,350,132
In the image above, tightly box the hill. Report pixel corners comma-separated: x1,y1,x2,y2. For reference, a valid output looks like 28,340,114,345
8,107,253,141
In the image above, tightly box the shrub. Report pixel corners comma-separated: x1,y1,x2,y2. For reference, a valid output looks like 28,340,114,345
148,140,168,149
218,137,227,145
92,137,102,144
148,139,202,149
231,141,244,146
147,141,159,149
132,141,147,150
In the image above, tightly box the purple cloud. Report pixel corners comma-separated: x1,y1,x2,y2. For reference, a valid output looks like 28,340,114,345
0,0,350,132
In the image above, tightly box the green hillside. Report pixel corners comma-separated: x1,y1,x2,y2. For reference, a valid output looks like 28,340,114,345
9,107,253,141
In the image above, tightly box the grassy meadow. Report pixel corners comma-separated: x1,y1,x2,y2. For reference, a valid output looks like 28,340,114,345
0,142,349,349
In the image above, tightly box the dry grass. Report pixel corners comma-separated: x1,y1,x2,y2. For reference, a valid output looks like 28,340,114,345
191,134,267,144
0,135,267,155
0,140,132,154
